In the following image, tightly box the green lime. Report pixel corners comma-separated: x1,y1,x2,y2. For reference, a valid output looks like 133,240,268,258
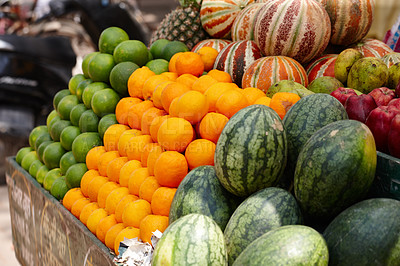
43,168,63,191
60,151,78,175
50,119,72,142
50,176,69,200
43,142,66,169
148,50,153,61
16,146,33,165
57,94,79,120
82,82,108,109
21,151,39,171
29,159,44,178
98,114,118,139
46,110,58,126
91,88,120,117
29,125,48,149
60,126,81,150
37,140,54,163
65,163,88,189
161,41,189,61
145,59,169,75
150,39,170,59
53,89,71,111
68,74,86,95
113,40,149,66
98,27,129,54
69,103,87,127
79,110,99,132
36,165,49,185
109,62,139,97
34,131,52,151
88,53,115,83
72,132,102,163
76,79,93,102
47,112,61,129
82,52,99,78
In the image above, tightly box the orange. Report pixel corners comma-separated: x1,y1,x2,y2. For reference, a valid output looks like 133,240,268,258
115,97,142,125
127,100,154,130
114,227,141,255
215,88,249,118
98,151,120,176
115,194,139,223
160,71,178,81
139,176,160,203
105,186,130,214
160,82,190,113
254,96,272,106
152,81,173,109
70,197,91,218
168,52,183,73
106,156,128,183
192,75,218,94
157,117,194,152
151,187,176,216
196,47,219,72
184,139,216,170
168,97,180,117
142,75,169,101
97,181,120,208
140,143,160,167
119,160,142,187
87,208,108,234
140,107,167,135
198,112,229,143
207,69,232,83
79,202,100,225
62,188,84,211
105,223,125,250
204,82,238,112
175,52,204,77
139,215,169,245
117,129,142,157
242,87,266,104
176,73,198,88
269,92,300,119
154,151,188,188
96,214,117,244
122,199,152,228
103,124,130,152
146,145,164,176
174,90,209,125
87,175,109,202
149,114,170,142
86,146,106,170
127,66,155,99
80,170,100,197
126,134,153,161
128,167,150,196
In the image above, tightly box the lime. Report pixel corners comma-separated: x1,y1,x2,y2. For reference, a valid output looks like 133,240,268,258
82,82,108,109
43,142,66,169
29,159,44,178
53,89,71,111
50,176,69,200
113,40,149,66
148,50,153,61
46,110,58,126
79,110,99,133
68,74,86,95
69,103,87,127
47,112,61,129
60,126,81,150
98,27,129,54
72,132,102,163
98,114,118,139
57,94,79,120
150,39,170,59
82,52,99,78
76,79,93,102
88,53,115,83
50,119,72,142
109,62,139,97
161,41,189,61
37,140,54,163
91,88,120,117
21,151,39,171
65,163,88,189
145,59,169,75
60,151,78,175
28,125,48,148
36,165,49,185
43,168,63,191
16,146,33,165
34,131,52,151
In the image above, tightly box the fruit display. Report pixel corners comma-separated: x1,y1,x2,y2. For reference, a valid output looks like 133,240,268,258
10,0,400,264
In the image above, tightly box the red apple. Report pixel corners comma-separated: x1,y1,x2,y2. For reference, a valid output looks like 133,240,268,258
368,87,395,106
330,87,357,106
365,106,400,153
344,94,377,123
388,98,400,110
388,114,400,158
395,76,400,97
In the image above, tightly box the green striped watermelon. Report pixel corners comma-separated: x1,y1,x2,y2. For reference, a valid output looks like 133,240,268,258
294,120,377,221
214,104,287,197
224,187,303,264
168,165,240,230
233,225,329,265
152,213,228,266
323,198,400,265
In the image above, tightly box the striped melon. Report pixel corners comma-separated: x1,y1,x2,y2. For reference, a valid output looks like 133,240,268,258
350,38,394,58
191,38,232,52
254,0,331,64
381,52,400,68
305,54,338,83
214,104,287,197
200,0,255,39
231,3,264,41
242,55,308,93
318,0,374,46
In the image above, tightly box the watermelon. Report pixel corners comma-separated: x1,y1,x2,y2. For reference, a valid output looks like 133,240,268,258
323,198,400,265
168,165,240,231
152,213,228,266
224,187,303,264
214,104,287,197
294,120,377,221
350,38,394,58
233,225,329,265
